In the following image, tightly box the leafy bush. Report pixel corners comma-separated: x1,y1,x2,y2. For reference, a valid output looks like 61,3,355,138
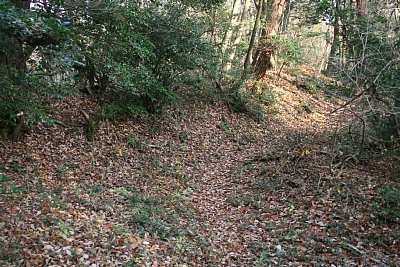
0,1,71,131
270,35,303,65
379,187,400,222
256,82,279,106
368,113,399,143
1,0,221,129
0,65,72,134
335,5,400,147
129,192,176,239
226,91,250,113
66,1,218,114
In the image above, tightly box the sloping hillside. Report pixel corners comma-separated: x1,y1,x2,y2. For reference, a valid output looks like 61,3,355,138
1,69,399,266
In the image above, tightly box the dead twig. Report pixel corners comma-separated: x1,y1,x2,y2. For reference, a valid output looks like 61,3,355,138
80,110,90,121
345,243,364,255
346,109,366,161
53,120,82,128
329,91,365,115
0,141,8,149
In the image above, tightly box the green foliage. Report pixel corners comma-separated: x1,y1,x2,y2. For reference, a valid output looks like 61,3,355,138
293,0,333,26
256,177,282,191
326,82,354,97
256,82,279,106
0,239,20,264
129,192,172,239
294,101,313,114
367,113,399,143
226,91,249,113
180,0,224,10
56,221,74,239
1,0,220,127
127,134,139,147
0,173,25,201
95,103,147,121
334,4,400,146
226,91,264,122
379,187,400,222
0,1,69,45
0,66,71,134
302,81,320,94
0,1,72,131
270,35,303,65
66,1,217,113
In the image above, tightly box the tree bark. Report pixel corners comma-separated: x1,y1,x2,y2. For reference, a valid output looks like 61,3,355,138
326,0,341,74
356,0,365,17
11,0,31,9
252,0,286,78
221,0,240,53
225,0,250,69
244,0,263,70
221,0,243,69
0,0,32,71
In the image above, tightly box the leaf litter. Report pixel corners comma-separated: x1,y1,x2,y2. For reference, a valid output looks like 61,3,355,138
0,69,399,266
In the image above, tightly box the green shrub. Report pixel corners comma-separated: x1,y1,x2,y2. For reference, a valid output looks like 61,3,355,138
379,187,400,222
256,82,279,106
129,192,173,239
303,81,320,94
226,91,250,113
270,35,303,65
1,0,220,126
0,1,71,131
368,113,399,143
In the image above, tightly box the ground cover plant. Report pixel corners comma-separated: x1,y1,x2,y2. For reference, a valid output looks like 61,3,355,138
1,0,399,266
1,68,399,266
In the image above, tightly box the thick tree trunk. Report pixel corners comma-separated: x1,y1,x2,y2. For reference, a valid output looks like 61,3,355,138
252,0,286,78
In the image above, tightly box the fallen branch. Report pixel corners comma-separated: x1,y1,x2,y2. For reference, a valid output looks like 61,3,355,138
0,141,8,149
80,110,90,121
343,243,388,266
243,154,281,164
53,120,69,127
345,243,364,255
329,91,364,115
53,120,81,127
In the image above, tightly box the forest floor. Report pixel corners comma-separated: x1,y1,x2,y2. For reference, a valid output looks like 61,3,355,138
1,68,399,266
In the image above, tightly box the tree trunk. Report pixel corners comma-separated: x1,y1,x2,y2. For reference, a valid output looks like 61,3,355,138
11,0,30,9
281,0,291,32
225,0,250,69
326,0,341,74
252,0,286,78
221,0,243,70
0,0,32,71
356,0,365,17
221,0,240,53
244,0,263,70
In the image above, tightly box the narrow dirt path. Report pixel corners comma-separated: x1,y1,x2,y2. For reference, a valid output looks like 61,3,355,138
182,110,312,266
1,82,399,266
192,143,259,266
180,97,398,265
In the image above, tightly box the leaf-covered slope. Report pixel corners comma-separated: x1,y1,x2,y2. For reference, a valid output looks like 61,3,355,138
1,69,399,266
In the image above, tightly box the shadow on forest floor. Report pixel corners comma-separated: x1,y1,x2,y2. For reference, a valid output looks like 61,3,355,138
0,69,399,266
